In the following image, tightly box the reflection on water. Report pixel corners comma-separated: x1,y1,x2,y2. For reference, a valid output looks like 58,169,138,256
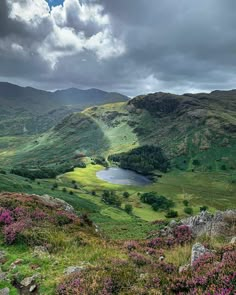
96,167,151,186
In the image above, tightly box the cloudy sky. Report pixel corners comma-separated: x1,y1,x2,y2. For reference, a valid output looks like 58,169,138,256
1,0,236,96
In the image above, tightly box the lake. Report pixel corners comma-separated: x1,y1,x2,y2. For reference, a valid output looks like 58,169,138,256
96,167,151,186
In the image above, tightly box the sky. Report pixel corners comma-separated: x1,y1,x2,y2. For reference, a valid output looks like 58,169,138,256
1,0,236,96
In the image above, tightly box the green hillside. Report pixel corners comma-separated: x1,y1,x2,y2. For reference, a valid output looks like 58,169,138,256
5,90,236,172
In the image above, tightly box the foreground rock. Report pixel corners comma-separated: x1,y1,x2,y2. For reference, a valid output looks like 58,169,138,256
181,210,236,237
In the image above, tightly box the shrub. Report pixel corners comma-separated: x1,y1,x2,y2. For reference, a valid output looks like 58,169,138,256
183,200,189,207
184,207,193,215
124,204,133,215
200,205,208,212
165,210,178,218
3,219,30,244
123,192,130,198
129,252,150,266
173,225,192,244
124,240,139,251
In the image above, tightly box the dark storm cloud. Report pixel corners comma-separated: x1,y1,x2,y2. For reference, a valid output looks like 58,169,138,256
1,0,236,95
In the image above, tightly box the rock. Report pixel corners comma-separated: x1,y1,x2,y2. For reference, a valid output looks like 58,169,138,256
169,220,177,228
0,288,9,295
179,264,190,273
191,243,210,266
20,274,40,287
230,237,236,244
64,266,85,275
0,251,6,264
21,276,34,287
10,258,23,269
29,285,37,292
36,194,75,213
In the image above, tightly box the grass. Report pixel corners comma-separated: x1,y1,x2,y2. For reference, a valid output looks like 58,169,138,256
0,160,235,240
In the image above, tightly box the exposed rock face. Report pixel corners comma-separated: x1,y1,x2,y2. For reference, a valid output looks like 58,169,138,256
181,210,236,237
191,243,210,266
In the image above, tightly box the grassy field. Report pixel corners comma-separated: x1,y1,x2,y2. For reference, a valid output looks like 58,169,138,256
0,160,235,240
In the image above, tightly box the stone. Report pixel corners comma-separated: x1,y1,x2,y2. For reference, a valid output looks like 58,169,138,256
20,274,40,287
179,264,190,273
29,285,37,292
191,243,210,266
0,288,9,295
230,237,236,244
64,266,85,275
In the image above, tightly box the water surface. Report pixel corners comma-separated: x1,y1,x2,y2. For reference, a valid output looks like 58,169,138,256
96,167,151,186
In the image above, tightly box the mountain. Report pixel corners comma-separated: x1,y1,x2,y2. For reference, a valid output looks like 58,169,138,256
6,90,236,172
0,82,128,135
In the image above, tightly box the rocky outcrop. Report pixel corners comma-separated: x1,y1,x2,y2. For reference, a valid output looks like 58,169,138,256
33,194,75,213
181,210,236,237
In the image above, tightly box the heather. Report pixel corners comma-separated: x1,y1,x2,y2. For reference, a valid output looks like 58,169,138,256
0,192,235,294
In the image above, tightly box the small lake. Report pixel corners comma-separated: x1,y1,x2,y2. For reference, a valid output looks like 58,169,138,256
96,167,151,186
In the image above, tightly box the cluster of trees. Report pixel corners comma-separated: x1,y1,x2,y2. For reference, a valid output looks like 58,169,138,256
10,164,74,180
101,191,122,207
92,157,109,167
108,145,170,174
140,192,174,212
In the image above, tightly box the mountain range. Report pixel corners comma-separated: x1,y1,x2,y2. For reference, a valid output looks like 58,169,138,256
0,82,128,135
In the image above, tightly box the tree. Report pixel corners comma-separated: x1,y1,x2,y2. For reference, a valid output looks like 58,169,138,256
140,192,174,211
192,159,200,166
124,204,133,215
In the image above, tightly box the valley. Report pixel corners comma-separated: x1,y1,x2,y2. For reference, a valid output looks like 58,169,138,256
0,87,235,294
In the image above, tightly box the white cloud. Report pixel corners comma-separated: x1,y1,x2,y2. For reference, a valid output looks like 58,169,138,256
6,0,125,68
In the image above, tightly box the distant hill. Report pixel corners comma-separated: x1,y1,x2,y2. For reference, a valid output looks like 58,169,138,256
7,90,236,172
0,82,128,135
